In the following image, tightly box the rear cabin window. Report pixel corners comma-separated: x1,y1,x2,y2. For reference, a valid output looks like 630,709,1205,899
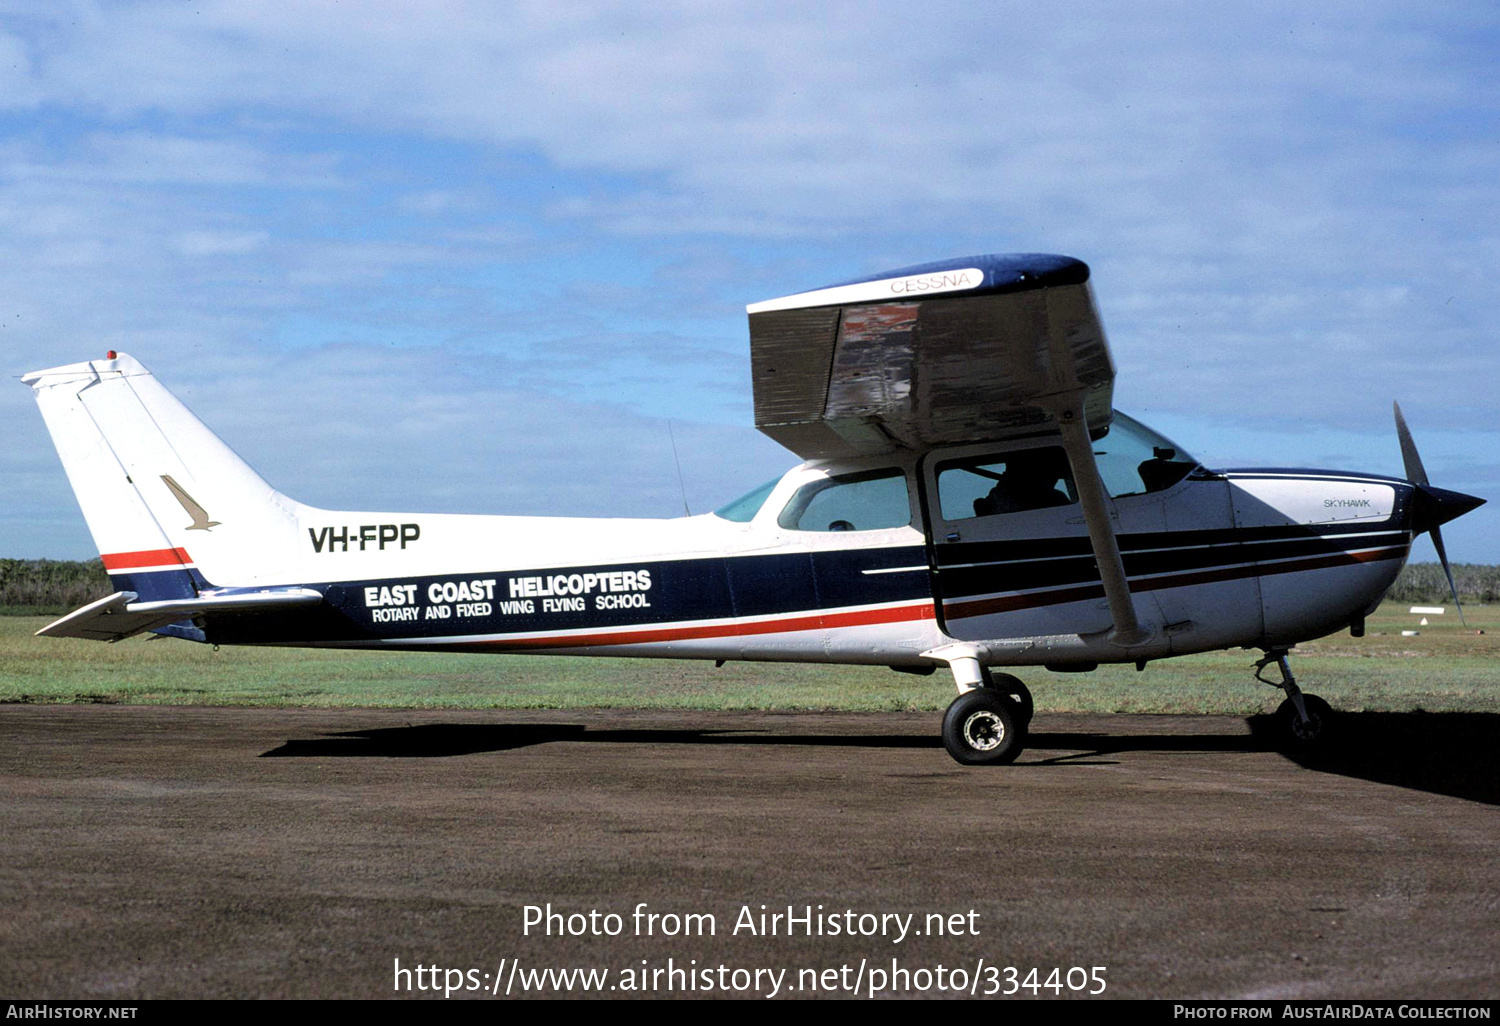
778,469,911,532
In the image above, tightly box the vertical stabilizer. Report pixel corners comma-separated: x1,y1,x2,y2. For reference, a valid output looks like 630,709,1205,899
23,353,305,590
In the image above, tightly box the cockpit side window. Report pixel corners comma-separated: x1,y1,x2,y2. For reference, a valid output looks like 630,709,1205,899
936,447,1077,521
777,468,911,532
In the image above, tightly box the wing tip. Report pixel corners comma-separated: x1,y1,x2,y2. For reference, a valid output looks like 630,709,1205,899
748,253,1089,315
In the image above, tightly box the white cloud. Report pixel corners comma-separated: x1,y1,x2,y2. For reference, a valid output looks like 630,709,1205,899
396,188,486,216
172,229,269,257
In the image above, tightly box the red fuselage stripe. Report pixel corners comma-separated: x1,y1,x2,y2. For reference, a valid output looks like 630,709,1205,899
101,547,193,571
473,601,939,651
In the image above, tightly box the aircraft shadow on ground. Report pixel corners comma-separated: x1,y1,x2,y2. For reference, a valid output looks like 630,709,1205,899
260,723,939,759
1245,710,1500,806
260,712,1500,806
1030,712,1500,806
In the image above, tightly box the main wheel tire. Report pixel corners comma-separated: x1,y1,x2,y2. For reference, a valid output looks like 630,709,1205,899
987,671,1035,729
942,689,1025,766
1278,693,1334,746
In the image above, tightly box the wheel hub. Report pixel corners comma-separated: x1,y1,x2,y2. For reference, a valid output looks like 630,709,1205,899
1290,711,1322,742
962,711,1006,751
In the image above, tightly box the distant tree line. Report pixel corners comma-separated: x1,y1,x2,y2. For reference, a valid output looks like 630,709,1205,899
0,557,1495,615
0,558,110,614
1381,563,1500,605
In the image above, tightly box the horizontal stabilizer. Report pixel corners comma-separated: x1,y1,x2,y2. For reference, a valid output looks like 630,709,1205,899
37,588,324,643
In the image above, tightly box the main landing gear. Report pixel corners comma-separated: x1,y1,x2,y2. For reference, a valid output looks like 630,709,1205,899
934,648,1336,764
1255,650,1334,747
940,669,1035,766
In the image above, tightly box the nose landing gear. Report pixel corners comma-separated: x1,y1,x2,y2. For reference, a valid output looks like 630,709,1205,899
1255,650,1335,747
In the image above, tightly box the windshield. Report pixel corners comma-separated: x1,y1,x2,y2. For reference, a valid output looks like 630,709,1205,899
1095,412,1199,497
712,477,780,522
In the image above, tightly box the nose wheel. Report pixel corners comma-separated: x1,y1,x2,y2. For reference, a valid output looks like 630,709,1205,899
1278,693,1333,744
1256,650,1335,747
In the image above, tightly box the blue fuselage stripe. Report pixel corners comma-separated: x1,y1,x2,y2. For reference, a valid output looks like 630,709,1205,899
110,510,1413,646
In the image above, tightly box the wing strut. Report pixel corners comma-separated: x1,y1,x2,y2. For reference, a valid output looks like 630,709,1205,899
1053,401,1151,647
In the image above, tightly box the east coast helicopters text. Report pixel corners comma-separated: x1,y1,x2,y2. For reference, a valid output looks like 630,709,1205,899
391,903,1108,998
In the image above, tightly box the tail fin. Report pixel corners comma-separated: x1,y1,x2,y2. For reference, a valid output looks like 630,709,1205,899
23,352,305,597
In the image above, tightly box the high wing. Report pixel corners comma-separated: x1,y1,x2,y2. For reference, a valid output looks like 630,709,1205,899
746,253,1113,460
748,253,1146,645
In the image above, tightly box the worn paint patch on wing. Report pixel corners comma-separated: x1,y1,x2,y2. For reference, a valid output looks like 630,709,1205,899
825,304,920,416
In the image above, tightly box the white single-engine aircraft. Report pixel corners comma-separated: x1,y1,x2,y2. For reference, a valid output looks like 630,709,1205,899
25,254,1484,765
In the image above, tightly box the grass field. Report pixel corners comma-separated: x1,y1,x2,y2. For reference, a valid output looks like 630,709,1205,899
1,602,1495,714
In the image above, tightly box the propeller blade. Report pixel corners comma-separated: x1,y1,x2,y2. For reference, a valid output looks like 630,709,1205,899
1427,523,1467,627
1393,401,1428,487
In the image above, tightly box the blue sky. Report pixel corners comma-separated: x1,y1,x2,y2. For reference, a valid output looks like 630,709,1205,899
3,1,1496,562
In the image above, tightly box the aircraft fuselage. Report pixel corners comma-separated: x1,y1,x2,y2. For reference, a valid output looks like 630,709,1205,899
105,448,1415,670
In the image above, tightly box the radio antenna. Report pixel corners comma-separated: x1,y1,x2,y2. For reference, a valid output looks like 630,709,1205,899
667,420,691,516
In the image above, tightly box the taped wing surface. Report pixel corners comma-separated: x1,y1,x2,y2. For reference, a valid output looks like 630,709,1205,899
746,254,1114,459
